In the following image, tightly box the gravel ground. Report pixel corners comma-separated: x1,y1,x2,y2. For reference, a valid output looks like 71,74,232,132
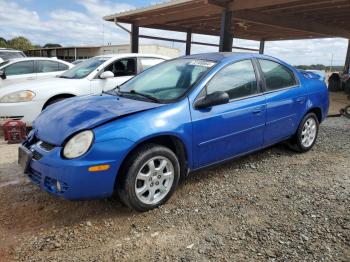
0,117,349,262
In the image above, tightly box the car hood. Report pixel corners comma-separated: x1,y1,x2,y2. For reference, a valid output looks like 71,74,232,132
34,94,163,145
0,76,76,94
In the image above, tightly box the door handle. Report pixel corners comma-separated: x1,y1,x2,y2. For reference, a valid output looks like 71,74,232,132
295,97,306,103
252,106,265,114
27,77,35,80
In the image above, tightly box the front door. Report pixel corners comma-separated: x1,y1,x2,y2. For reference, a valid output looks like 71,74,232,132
35,60,62,80
257,59,307,146
191,59,266,168
90,57,136,94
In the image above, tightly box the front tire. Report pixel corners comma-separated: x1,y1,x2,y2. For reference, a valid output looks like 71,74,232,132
290,113,319,153
117,144,180,212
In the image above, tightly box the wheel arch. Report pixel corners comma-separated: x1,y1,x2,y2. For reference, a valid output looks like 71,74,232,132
42,93,76,110
305,107,322,123
116,134,189,187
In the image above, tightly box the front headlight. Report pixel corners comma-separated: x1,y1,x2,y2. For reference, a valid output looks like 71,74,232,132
63,130,94,159
0,90,36,103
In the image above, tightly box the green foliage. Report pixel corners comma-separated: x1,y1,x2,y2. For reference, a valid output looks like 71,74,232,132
7,36,33,51
0,36,33,50
295,64,344,72
0,37,8,48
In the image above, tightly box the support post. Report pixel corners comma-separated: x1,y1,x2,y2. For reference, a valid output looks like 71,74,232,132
344,39,350,74
219,9,233,52
131,23,139,53
185,29,192,55
259,39,265,54
74,48,77,60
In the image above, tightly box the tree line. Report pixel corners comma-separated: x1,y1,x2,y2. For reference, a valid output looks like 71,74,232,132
295,64,344,72
0,36,61,51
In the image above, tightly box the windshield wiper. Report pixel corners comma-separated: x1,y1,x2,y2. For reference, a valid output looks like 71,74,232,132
119,90,160,103
58,75,71,79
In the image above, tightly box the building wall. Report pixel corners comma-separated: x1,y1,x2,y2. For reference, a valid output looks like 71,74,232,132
27,44,180,62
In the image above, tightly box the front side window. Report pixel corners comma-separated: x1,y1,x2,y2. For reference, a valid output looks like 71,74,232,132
59,57,110,79
58,62,69,71
206,59,258,100
139,57,165,71
119,58,215,101
105,58,136,77
36,60,59,73
259,59,297,91
4,61,34,76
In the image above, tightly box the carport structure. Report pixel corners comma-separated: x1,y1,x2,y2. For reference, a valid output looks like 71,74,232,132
104,0,350,72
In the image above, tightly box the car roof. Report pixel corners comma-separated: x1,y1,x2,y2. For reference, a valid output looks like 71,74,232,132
0,48,23,52
95,53,169,60
6,57,72,64
184,52,276,62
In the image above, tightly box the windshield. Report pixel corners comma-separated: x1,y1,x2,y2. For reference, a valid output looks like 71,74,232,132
0,51,25,61
119,58,216,102
60,57,109,79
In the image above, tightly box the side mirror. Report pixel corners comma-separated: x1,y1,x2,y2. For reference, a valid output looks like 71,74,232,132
195,91,229,109
99,71,114,79
0,70,6,80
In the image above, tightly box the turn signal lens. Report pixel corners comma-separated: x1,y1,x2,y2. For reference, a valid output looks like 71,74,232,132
88,164,110,172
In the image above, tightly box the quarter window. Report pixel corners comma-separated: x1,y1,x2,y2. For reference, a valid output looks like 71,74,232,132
5,61,34,76
207,60,258,100
259,59,296,91
36,60,59,73
139,58,165,71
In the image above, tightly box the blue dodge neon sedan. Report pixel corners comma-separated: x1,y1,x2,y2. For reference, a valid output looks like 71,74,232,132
18,53,329,211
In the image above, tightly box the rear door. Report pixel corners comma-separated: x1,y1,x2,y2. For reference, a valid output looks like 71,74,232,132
191,59,266,168
2,61,35,85
257,59,307,146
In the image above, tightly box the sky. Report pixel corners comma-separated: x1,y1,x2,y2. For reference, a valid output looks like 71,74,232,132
0,0,348,66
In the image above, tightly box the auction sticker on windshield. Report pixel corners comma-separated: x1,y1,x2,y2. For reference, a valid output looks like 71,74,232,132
189,60,216,67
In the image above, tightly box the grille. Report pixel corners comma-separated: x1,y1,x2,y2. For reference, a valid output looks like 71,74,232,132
24,135,39,148
32,150,43,161
39,141,55,151
28,168,42,185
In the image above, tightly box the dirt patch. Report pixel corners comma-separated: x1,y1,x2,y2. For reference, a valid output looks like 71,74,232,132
0,117,349,261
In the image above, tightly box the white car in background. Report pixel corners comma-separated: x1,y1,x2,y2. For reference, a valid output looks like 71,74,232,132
0,54,167,125
0,58,73,87
0,48,26,63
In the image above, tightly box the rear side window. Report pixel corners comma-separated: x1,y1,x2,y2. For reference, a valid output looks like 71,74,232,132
36,60,59,73
139,58,165,71
58,62,69,71
207,59,258,100
259,59,297,91
5,61,34,76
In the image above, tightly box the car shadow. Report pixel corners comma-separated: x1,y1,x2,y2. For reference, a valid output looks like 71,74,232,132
0,143,294,233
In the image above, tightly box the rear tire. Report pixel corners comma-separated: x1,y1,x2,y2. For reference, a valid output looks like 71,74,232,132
117,144,180,212
289,113,319,153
